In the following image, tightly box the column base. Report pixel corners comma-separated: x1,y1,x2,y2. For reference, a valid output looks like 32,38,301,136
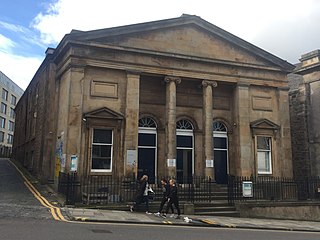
205,167,215,181
167,167,176,179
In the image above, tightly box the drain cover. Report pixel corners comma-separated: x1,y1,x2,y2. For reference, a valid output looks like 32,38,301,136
91,229,112,234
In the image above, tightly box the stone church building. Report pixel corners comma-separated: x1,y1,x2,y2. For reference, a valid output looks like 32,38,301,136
289,50,320,179
12,15,294,185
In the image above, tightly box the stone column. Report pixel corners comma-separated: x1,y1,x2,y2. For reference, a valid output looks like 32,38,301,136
124,72,140,178
165,76,181,178
202,80,217,179
235,83,252,176
278,87,293,177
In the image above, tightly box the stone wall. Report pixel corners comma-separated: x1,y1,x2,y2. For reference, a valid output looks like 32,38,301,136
237,202,320,221
289,74,311,179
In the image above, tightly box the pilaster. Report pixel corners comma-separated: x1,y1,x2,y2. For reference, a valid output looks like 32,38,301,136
165,76,181,177
124,72,140,178
202,80,217,179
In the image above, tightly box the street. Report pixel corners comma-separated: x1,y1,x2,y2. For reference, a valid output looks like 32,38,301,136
1,158,320,240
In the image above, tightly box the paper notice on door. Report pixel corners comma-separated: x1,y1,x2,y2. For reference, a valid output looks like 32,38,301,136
206,159,214,168
167,159,176,167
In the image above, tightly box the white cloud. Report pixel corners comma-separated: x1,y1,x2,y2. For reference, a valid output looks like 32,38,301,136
0,34,15,53
30,0,320,63
0,51,42,90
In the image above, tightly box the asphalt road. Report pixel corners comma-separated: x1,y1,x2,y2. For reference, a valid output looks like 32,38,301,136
1,158,320,240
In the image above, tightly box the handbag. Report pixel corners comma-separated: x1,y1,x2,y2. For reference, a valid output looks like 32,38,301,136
147,187,155,200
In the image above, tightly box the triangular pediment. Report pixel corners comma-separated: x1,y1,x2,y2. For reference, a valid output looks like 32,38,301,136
250,119,280,130
84,107,124,120
69,14,294,71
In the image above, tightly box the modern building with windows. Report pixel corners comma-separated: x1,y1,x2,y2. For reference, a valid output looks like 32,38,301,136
12,15,294,184
0,71,23,157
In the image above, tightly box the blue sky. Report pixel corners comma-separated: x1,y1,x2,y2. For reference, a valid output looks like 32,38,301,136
1,0,320,90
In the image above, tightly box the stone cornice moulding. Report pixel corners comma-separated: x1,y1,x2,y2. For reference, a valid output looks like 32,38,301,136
55,58,287,88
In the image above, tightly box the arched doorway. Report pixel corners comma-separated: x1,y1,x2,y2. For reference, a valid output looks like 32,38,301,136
213,121,229,184
138,117,157,183
176,119,194,183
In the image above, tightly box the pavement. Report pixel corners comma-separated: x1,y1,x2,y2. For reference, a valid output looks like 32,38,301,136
6,158,320,233
64,207,320,232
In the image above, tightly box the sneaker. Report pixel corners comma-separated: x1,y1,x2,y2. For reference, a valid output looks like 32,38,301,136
175,215,181,219
146,211,152,215
161,214,167,219
129,206,133,212
170,214,175,218
154,212,161,217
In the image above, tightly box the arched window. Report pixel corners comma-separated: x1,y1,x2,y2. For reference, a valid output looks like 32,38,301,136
138,117,157,182
213,121,227,132
176,119,193,130
139,117,157,128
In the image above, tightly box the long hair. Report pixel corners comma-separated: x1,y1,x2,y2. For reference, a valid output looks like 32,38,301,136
140,175,148,181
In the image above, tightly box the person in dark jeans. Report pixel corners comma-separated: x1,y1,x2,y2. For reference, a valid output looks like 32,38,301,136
130,175,152,214
154,178,174,217
163,178,181,219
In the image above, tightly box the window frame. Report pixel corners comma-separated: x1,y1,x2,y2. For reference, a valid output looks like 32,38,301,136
1,102,7,114
90,128,113,173
256,135,273,175
0,131,4,142
7,134,13,144
8,120,14,132
2,89,8,101
10,108,15,119
11,95,17,106
0,117,5,129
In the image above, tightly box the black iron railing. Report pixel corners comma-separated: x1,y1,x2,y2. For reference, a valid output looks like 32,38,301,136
58,173,218,205
227,175,320,205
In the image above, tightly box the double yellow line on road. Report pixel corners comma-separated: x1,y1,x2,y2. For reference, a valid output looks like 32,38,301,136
10,160,68,222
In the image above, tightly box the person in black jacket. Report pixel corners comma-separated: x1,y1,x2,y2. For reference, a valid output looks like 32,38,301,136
154,178,174,217
130,175,151,214
163,178,181,219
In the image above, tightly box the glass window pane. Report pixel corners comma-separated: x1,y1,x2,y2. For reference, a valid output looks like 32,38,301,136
93,129,112,144
214,137,227,149
177,135,192,148
138,133,156,146
258,151,270,173
92,158,111,170
92,145,111,158
257,136,271,150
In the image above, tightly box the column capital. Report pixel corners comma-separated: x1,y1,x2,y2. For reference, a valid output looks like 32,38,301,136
164,76,181,84
202,80,218,88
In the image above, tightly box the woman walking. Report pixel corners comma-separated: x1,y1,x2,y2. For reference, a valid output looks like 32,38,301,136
130,175,152,214
163,178,181,219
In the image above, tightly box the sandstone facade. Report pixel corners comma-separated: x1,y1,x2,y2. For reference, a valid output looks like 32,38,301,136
12,15,294,184
289,50,320,178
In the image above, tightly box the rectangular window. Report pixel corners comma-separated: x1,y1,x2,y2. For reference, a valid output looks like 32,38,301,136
0,117,5,129
2,89,8,101
8,121,14,132
0,131,4,142
10,108,15,119
257,136,272,174
7,134,13,144
11,95,17,106
1,102,7,114
91,129,113,172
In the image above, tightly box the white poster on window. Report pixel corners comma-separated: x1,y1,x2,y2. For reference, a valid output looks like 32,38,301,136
167,159,176,167
127,150,137,166
70,155,78,172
